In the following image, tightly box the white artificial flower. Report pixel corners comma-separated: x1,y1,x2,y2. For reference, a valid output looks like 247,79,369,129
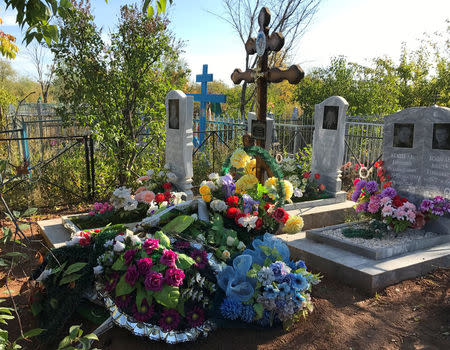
238,215,259,231
293,188,303,198
124,199,138,211
36,269,52,282
222,250,231,260
66,236,82,246
210,199,227,212
167,172,178,182
208,173,220,181
160,201,168,208
191,213,198,221
237,241,246,251
147,201,159,216
226,236,235,246
172,192,186,205
164,163,171,170
158,171,165,177
130,235,141,246
114,241,126,253
93,265,104,275
115,234,125,242
200,180,217,191
103,239,114,248
146,169,154,177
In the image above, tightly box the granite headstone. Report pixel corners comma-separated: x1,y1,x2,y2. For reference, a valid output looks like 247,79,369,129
165,90,194,199
311,96,349,194
247,111,274,150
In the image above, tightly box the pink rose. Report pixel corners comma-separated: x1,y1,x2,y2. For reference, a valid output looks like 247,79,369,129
136,186,147,194
164,268,185,287
160,249,178,267
124,265,139,286
144,271,163,291
137,258,153,275
142,191,155,204
143,238,159,254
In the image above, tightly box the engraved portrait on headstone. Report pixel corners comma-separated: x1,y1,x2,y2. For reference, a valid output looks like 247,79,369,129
322,105,339,130
432,123,450,150
393,123,414,148
168,99,179,129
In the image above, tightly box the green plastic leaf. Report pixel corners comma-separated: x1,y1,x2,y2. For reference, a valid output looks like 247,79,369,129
176,254,195,269
264,258,272,267
253,303,264,320
111,256,127,271
115,275,136,297
59,273,82,286
259,245,271,256
135,283,145,309
161,215,195,235
154,230,171,248
176,300,185,317
154,285,179,309
64,262,87,276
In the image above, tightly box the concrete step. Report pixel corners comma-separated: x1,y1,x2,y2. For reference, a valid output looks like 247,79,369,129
279,232,450,294
38,218,71,248
286,200,356,231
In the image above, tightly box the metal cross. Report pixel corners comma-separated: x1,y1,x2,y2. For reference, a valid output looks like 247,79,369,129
231,7,305,183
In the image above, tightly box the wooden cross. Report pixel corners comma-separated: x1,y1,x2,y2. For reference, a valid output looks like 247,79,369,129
231,7,305,184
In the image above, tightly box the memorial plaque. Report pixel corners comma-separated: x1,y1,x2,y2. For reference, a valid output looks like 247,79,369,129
432,123,450,150
168,99,179,129
252,120,266,140
393,123,414,148
322,105,339,130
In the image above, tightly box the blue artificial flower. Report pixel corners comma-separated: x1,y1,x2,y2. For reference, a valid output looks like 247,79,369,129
240,304,256,323
288,259,307,270
220,297,243,320
277,282,291,296
256,310,272,327
293,292,306,305
243,233,290,266
263,285,279,299
275,298,287,309
217,255,255,302
270,261,290,281
290,273,309,291
257,266,275,286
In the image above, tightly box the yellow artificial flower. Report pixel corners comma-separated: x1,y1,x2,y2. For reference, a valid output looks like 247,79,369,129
244,158,256,175
235,174,259,194
264,177,277,188
202,194,212,202
230,148,251,169
283,215,304,234
199,184,211,196
282,180,294,201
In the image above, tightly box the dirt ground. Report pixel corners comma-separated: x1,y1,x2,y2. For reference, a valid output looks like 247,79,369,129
1,217,449,350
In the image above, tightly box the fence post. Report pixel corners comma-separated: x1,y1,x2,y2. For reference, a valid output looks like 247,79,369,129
89,135,95,200
37,101,44,162
84,136,92,201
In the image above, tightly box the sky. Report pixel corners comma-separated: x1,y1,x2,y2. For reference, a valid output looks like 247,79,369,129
0,0,449,86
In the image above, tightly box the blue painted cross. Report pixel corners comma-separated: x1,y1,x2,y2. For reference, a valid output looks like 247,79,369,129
187,64,227,145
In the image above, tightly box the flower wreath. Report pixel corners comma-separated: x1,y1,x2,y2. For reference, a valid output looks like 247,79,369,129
221,146,286,207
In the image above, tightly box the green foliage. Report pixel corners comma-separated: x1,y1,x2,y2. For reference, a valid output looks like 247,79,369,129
153,285,179,309
342,220,388,239
161,215,195,235
52,4,188,185
57,324,99,350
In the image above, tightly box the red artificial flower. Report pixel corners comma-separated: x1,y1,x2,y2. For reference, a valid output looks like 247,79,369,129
272,208,289,224
163,182,172,191
353,178,361,187
383,181,392,189
319,184,326,191
264,202,274,211
163,192,172,200
386,175,391,180
234,212,247,226
226,196,239,207
303,172,311,179
314,173,320,180
255,217,263,230
377,169,383,177
155,193,165,203
354,164,360,171
379,176,386,182
374,160,384,168
226,207,240,219
79,232,91,246
392,195,407,208
94,229,100,233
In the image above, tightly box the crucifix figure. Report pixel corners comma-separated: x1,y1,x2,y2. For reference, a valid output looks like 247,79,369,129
231,7,304,183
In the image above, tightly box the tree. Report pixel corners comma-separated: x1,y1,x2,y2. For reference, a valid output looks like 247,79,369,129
26,44,54,103
217,0,320,118
52,3,188,185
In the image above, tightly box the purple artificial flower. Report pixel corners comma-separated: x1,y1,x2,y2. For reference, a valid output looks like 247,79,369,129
190,249,208,269
186,306,205,327
137,258,153,276
270,262,290,281
104,272,120,292
432,206,445,216
164,267,185,287
222,174,236,197
144,271,163,291
160,249,178,267
381,187,397,198
355,180,367,192
124,249,138,265
433,196,444,204
132,299,154,322
159,309,181,331
143,238,159,255
124,264,139,286
356,202,369,213
420,199,433,212
351,190,361,202
365,181,378,194
174,240,190,250
115,294,131,309
242,194,259,214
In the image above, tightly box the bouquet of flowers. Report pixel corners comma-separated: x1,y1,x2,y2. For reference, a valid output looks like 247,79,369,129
217,234,320,329
94,229,217,334
420,196,450,220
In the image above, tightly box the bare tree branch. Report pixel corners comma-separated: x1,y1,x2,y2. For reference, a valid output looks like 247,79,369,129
26,44,55,103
